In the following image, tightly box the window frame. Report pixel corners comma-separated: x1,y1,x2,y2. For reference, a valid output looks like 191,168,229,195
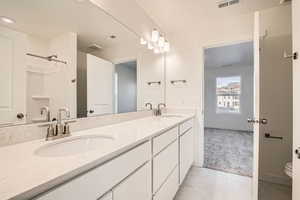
215,75,242,114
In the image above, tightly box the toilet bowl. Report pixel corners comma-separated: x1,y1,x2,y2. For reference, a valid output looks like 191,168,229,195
284,162,292,178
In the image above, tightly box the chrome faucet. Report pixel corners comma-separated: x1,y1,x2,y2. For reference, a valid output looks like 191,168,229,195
56,107,70,136
40,107,76,141
153,103,166,116
145,103,153,110
40,106,51,122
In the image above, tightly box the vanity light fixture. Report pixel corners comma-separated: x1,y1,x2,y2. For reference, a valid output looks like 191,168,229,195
140,38,147,45
151,29,159,42
148,43,154,50
0,16,15,24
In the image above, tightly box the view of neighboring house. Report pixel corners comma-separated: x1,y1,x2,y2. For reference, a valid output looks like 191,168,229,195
216,76,241,113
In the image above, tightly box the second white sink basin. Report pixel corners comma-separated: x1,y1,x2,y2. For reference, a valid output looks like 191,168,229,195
35,135,115,157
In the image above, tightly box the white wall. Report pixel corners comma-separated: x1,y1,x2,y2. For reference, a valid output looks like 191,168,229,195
165,14,254,166
204,64,254,131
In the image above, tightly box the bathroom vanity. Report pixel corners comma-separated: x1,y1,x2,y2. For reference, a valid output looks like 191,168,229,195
0,115,194,200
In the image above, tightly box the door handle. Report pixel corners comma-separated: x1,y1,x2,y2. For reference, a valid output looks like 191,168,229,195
17,113,25,119
247,118,268,124
89,110,95,114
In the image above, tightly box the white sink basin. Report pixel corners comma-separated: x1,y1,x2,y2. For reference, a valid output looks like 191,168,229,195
35,135,114,157
161,114,183,118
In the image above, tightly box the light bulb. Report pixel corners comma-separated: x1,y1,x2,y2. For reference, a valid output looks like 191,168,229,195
158,36,165,47
148,43,154,50
140,38,147,45
151,29,159,42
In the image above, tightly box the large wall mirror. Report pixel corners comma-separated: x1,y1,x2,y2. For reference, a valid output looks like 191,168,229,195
0,0,165,126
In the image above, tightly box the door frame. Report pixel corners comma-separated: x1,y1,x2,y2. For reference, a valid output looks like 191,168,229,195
200,37,255,196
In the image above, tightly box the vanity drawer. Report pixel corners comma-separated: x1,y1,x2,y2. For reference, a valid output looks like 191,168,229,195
153,140,178,193
153,166,179,200
179,119,193,136
35,142,151,200
153,126,178,155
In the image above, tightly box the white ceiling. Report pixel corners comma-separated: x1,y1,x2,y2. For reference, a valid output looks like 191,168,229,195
135,0,283,37
204,41,253,68
0,0,138,50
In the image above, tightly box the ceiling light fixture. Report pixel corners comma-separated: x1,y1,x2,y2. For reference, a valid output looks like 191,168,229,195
140,38,147,45
151,29,159,42
0,16,15,24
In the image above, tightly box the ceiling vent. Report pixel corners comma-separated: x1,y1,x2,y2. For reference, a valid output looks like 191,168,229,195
217,0,239,8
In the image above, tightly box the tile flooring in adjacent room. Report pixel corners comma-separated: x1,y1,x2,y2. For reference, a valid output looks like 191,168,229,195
204,128,253,176
175,167,252,200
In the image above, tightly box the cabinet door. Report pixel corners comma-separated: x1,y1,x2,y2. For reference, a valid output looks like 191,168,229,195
153,140,178,193
179,128,194,184
113,162,151,200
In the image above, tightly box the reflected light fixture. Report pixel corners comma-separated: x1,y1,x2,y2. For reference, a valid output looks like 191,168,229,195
164,41,170,52
158,36,165,47
154,48,160,54
148,43,154,50
0,16,15,24
140,38,147,45
151,29,159,42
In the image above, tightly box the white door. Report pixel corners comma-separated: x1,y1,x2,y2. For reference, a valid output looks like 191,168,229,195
0,26,27,125
252,12,260,200
87,54,114,116
254,7,293,200
292,0,300,199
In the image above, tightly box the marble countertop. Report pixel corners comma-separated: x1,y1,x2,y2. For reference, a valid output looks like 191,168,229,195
0,114,194,200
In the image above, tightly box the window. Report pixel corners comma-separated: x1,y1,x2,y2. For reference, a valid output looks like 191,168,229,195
216,76,241,113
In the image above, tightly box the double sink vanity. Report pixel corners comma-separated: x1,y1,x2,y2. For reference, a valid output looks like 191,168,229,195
0,113,195,200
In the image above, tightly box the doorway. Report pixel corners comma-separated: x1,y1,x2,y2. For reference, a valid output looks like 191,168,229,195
115,60,137,114
203,41,254,177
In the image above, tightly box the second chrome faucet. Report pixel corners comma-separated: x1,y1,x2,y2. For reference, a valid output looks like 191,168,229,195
145,103,166,116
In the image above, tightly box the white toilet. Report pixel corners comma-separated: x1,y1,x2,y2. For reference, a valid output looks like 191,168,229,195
284,162,293,178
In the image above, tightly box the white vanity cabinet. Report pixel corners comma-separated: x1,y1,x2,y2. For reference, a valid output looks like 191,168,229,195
179,119,194,184
34,117,195,200
34,142,151,200
152,126,179,200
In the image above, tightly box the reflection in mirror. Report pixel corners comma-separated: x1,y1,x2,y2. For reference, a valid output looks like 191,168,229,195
0,0,165,126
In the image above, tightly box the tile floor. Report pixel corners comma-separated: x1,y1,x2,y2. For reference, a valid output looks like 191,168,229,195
175,167,252,200
204,128,253,176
